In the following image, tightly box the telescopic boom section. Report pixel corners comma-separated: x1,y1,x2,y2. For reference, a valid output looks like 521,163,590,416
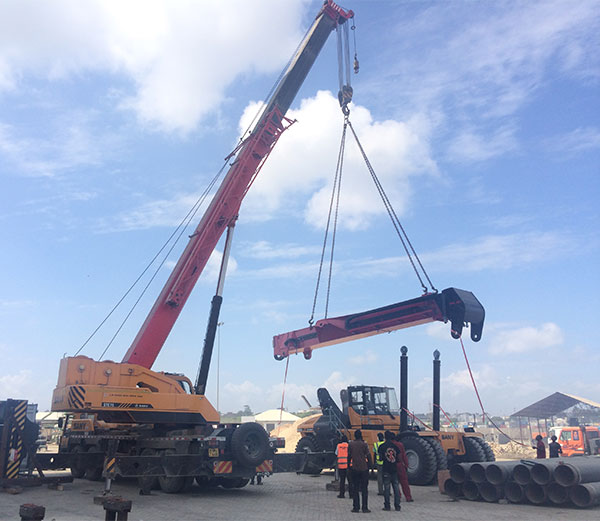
273,288,485,361
122,1,354,369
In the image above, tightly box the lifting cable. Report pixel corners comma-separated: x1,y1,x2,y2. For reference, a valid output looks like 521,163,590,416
309,116,348,326
347,120,437,295
459,336,528,447
73,160,229,360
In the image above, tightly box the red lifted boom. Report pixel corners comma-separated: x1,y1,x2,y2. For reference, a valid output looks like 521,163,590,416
273,288,485,360
121,1,354,369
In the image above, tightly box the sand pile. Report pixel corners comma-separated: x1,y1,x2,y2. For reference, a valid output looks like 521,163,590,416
489,440,536,460
269,414,321,453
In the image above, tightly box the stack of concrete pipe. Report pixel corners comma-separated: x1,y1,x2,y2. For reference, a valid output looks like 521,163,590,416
444,456,600,509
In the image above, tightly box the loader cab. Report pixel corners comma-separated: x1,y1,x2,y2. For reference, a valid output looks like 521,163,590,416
346,386,400,417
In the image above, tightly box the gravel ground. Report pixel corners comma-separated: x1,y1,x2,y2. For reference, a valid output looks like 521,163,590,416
1,471,598,521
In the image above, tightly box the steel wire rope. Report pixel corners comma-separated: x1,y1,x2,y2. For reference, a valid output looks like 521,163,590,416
309,118,348,326
346,119,437,294
96,165,227,361
72,160,228,359
458,336,527,447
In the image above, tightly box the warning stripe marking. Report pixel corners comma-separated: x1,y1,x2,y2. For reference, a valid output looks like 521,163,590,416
213,461,233,474
105,457,116,475
256,460,273,473
5,400,27,479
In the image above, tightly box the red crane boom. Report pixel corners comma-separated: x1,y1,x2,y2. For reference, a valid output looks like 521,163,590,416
122,1,354,369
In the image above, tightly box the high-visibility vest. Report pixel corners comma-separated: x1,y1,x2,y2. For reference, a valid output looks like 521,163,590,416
337,442,348,469
373,441,383,465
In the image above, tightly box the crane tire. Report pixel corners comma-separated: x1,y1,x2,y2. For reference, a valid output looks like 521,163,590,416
402,436,437,485
69,445,86,479
230,423,270,468
84,446,103,481
137,448,159,492
158,449,186,494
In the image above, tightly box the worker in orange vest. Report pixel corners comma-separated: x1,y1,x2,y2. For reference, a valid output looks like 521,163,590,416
336,435,349,498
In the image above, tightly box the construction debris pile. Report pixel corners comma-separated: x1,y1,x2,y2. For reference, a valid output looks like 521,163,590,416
444,456,600,508
489,441,536,460
269,415,320,453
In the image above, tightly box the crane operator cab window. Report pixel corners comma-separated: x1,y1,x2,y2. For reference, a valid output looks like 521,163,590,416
348,386,399,416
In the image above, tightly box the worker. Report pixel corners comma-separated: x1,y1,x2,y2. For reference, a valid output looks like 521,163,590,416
348,429,372,513
549,435,562,458
392,433,413,502
535,434,546,459
373,432,384,496
336,435,349,498
377,431,402,511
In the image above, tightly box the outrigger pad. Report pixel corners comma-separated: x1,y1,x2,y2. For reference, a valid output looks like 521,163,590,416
441,287,485,342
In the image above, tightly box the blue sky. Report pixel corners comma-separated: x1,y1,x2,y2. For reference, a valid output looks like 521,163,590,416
1,0,599,418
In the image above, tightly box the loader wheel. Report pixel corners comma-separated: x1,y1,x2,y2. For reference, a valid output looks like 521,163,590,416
424,437,448,471
295,436,322,475
473,437,495,461
231,423,270,468
69,445,85,479
195,475,217,489
402,436,437,485
137,448,159,492
158,450,185,494
84,446,103,481
461,437,486,462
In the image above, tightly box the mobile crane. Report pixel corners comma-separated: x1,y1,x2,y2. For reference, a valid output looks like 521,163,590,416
50,0,356,493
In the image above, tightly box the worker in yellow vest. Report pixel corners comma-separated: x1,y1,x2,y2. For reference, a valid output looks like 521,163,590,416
336,435,349,498
373,432,384,496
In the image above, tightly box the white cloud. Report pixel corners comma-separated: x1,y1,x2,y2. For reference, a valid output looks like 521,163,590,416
240,241,320,260
0,0,309,133
242,90,437,228
546,127,600,155
348,350,378,366
0,370,33,397
446,125,517,163
489,322,564,355
442,364,498,394
425,232,572,272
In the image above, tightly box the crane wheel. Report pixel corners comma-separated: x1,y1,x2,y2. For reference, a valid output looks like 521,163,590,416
84,446,103,481
69,445,86,479
402,436,437,485
231,423,270,468
137,448,159,492
472,437,495,461
295,436,323,475
158,449,186,493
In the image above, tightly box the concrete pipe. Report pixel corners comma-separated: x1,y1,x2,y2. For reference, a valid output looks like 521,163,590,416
531,459,567,485
554,457,600,487
513,461,535,485
450,463,477,484
444,478,463,499
505,482,527,503
570,482,600,508
546,482,570,505
468,462,500,483
485,461,522,485
525,483,548,505
478,481,504,503
462,481,480,501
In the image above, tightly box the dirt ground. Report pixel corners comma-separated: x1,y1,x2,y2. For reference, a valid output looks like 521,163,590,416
1,470,598,521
